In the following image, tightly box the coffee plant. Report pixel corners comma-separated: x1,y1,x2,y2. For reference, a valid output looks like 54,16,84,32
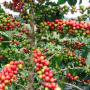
0,0,89,90
0,10,33,90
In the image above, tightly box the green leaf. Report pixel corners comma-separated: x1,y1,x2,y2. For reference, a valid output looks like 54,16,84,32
81,46,89,58
58,0,66,4
0,31,10,40
87,52,90,65
67,0,77,6
0,5,5,14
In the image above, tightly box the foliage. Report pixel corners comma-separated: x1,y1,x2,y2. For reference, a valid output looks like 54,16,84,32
3,0,90,23
0,12,32,90
35,19,90,89
0,0,90,90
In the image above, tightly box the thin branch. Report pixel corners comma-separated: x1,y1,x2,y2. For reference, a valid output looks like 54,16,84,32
37,86,43,90
54,67,83,74
77,80,90,86
15,83,26,90
1,41,11,43
48,53,56,61
61,67,83,72
63,82,84,90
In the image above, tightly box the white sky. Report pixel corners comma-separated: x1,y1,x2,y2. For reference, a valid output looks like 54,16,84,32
0,0,90,19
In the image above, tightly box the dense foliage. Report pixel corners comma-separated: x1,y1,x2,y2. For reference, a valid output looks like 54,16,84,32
0,0,90,90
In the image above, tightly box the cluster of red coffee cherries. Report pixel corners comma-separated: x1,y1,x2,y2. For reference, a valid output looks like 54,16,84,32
14,2,24,12
21,29,30,37
66,73,90,84
66,73,79,81
0,16,21,31
0,61,24,90
10,40,20,46
33,49,61,90
65,50,86,66
4,0,24,12
68,51,86,66
23,48,30,54
74,42,86,50
12,29,30,38
78,57,86,66
62,40,86,50
46,19,90,36
82,80,90,84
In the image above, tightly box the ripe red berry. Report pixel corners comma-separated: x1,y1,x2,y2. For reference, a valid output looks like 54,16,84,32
44,76,50,82
66,73,72,77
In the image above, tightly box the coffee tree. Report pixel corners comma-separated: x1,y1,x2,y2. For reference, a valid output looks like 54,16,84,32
1,0,90,90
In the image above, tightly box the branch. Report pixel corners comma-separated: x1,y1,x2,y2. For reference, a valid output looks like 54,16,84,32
15,83,26,90
48,53,56,61
54,67,83,74
37,86,43,90
1,41,11,43
63,82,84,90
61,67,83,72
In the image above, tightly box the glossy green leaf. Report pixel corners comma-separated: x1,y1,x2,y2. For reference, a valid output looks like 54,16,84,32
67,0,77,6
0,5,5,14
81,46,89,58
58,0,66,4
87,52,90,65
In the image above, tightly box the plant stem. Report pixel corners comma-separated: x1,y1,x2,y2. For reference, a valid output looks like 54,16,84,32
61,67,83,71
48,53,57,61
15,83,26,90
63,82,84,90
26,1,36,90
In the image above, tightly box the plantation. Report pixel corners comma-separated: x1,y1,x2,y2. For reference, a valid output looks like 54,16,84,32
0,0,90,90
